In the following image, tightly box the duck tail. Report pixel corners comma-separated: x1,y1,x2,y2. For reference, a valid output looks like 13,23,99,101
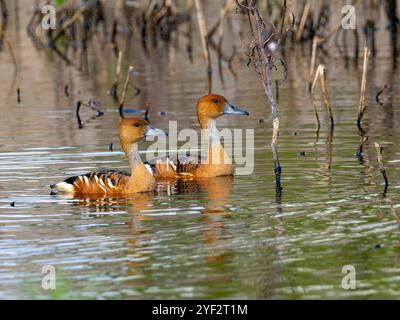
50,181,75,194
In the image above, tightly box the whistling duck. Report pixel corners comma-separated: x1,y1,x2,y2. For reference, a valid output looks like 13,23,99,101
150,94,249,179
51,118,167,195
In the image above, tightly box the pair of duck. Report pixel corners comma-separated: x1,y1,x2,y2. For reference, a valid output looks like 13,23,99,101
51,94,249,196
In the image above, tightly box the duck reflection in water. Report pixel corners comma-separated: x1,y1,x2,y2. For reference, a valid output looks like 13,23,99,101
158,176,234,265
60,176,234,271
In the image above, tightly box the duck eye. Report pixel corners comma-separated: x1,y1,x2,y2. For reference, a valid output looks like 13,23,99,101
212,99,220,104
134,123,140,128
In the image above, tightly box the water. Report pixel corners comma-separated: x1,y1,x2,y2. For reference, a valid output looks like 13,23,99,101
0,1,399,299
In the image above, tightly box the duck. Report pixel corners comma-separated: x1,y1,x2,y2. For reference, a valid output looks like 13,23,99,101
51,118,167,196
149,94,249,179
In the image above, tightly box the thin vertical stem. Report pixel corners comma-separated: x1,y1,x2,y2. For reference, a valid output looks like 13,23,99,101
110,50,123,99
296,0,310,41
194,0,212,94
319,66,334,131
358,45,370,130
119,66,134,109
374,143,389,191
309,36,320,91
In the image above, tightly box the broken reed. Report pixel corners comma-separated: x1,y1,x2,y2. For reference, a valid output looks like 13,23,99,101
311,64,334,131
374,143,389,190
309,36,321,92
110,51,123,99
296,0,311,42
358,46,370,131
5,39,17,69
194,0,212,94
119,66,134,116
234,0,295,199
356,136,368,162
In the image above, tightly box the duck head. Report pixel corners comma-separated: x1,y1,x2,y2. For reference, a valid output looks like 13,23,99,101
119,118,167,153
196,94,249,129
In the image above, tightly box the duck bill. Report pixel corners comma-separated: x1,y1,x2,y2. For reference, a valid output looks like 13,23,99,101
223,102,249,116
145,125,168,137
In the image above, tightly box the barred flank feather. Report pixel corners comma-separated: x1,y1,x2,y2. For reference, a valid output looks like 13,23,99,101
146,155,202,179
53,170,131,195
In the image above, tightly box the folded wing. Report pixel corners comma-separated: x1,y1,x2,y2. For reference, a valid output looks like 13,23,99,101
51,170,130,195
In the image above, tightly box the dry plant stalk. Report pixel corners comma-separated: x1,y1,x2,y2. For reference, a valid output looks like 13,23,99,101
194,0,212,94
296,0,310,41
119,66,134,108
357,135,368,162
309,36,321,91
235,0,294,196
374,143,389,190
110,51,123,99
217,7,226,84
311,64,334,131
358,46,370,130
5,38,17,69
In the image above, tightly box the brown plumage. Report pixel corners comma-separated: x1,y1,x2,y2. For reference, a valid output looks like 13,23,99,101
51,118,167,196
63,170,130,195
150,94,249,179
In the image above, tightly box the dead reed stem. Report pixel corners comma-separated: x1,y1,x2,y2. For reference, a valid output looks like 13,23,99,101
6,39,17,69
319,66,334,130
358,45,370,131
217,7,225,85
310,67,321,133
194,0,212,94
311,64,334,131
235,0,294,198
296,0,310,41
119,66,134,109
356,135,368,162
374,143,389,191
110,50,123,99
309,36,321,91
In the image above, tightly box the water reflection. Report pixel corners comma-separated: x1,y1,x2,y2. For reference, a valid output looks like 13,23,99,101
65,176,234,263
